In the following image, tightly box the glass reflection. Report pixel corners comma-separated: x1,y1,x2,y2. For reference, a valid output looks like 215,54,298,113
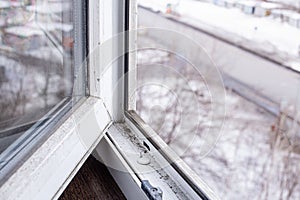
0,0,78,156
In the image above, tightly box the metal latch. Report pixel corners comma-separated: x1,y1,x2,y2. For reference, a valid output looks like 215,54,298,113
141,180,163,200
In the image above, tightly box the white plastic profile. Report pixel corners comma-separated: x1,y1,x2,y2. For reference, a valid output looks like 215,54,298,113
0,0,115,199
0,0,219,199
0,97,112,200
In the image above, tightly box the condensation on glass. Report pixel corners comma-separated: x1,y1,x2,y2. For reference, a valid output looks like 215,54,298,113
0,0,85,164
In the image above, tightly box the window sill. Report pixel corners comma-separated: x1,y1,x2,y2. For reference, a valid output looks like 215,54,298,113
94,113,218,200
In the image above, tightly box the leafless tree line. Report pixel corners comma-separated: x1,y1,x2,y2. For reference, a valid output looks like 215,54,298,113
136,48,300,199
0,53,71,131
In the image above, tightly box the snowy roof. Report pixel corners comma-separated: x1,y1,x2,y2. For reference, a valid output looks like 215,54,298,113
0,1,22,9
279,9,296,15
277,9,300,19
271,9,283,14
5,26,44,37
0,1,9,9
26,3,70,14
27,22,73,32
258,2,282,9
236,0,258,7
225,0,238,3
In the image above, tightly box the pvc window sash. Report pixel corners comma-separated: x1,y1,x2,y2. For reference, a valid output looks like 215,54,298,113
0,0,114,199
0,0,216,199
0,97,112,200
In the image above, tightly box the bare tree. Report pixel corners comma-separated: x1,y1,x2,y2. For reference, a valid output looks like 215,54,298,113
136,35,300,199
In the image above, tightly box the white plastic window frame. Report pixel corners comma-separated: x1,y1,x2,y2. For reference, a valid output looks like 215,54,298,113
94,1,219,200
0,1,218,199
0,1,113,199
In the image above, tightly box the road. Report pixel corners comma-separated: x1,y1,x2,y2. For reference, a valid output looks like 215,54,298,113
138,7,300,111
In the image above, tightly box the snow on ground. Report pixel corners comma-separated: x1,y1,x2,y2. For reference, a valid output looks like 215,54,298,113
136,34,300,199
178,1,300,55
272,0,300,9
138,0,300,70
137,0,179,12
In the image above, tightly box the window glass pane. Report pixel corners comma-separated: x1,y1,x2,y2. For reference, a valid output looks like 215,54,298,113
134,1,300,199
0,0,85,163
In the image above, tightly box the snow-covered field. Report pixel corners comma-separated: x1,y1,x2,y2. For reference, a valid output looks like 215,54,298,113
138,0,300,70
136,34,300,199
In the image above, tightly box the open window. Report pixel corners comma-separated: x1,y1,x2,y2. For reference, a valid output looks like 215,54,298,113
93,1,220,199
126,1,300,200
0,1,219,199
